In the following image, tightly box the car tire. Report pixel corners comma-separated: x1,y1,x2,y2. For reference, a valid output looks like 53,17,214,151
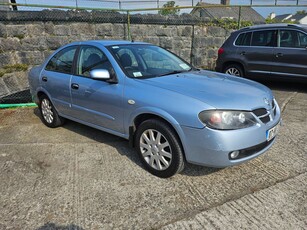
39,95,65,128
224,64,243,77
135,119,185,178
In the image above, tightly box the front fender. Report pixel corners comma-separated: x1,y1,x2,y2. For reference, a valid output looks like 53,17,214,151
127,106,197,157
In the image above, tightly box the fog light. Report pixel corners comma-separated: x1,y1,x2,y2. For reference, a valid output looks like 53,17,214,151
230,150,240,159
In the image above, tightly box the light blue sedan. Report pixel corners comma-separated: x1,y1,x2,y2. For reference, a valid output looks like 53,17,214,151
28,40,281,178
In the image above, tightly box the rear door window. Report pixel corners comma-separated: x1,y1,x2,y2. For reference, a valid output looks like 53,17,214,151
251,30,277,47
45,46,77,74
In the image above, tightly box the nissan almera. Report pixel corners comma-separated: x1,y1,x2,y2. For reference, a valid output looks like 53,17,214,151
28,40,281,178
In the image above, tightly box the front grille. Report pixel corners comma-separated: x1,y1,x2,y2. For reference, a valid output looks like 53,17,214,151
272,100,277,117
253,108,267,116
252,100,277,124
252,108,271,124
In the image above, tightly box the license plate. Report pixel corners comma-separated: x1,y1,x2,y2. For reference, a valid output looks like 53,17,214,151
266,123,279,142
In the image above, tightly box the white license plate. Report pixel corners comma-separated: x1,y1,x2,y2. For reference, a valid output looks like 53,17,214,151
266,123,280,142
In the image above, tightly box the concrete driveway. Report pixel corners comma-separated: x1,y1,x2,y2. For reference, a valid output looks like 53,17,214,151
0,81,306,229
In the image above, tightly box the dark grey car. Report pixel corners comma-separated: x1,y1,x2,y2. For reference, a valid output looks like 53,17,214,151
216,24,307,81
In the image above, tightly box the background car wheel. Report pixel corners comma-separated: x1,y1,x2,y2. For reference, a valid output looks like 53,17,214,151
224,64,243,77
39,95,65,128
135,119,185,178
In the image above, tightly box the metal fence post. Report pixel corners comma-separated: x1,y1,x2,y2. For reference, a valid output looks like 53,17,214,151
237,6,242,29
127,10,131,41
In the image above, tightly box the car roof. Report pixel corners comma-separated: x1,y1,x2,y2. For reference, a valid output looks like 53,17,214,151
68,40,150,47
239,23,307,32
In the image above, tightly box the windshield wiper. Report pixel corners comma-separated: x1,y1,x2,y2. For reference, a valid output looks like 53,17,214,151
158,69,191,77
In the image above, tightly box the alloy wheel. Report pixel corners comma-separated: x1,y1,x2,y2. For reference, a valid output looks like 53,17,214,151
41,98,54,124
139,129,172,171
225,67,241,76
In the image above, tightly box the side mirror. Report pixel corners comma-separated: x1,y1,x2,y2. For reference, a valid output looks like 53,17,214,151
90,69,110,80
89,69,118,84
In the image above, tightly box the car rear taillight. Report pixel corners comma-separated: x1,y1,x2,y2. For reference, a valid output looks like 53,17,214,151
218,47,224,56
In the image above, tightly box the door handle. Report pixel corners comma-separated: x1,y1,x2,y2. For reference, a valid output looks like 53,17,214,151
240,51,246,56
42,76,48,82
276,53,283,57
71,83,79,90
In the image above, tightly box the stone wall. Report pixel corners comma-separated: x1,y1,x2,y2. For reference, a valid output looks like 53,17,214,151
0,11,232,99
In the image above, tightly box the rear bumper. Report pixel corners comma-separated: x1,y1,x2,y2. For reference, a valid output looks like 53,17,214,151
215,65,222,73
215,59,223,73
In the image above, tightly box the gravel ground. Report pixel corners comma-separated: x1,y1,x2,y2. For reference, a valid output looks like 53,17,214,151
0,81,306,230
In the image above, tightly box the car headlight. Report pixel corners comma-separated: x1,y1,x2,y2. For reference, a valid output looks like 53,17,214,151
198,110,258,130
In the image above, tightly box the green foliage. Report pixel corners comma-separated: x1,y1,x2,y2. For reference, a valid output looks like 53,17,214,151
0,64,29,77
158,1,180,16
296,10,306,15
205,18,253,30
265,17,295,24
14,34,25,40
265,17,277,24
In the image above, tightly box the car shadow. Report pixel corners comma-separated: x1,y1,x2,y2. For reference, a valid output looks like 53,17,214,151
181,163,221,177
36,222,84,230
255,79,307,93
33,107,142,168
33,108,220,178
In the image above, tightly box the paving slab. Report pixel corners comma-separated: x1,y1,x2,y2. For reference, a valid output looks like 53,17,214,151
162,172,307,230
0,81,306,229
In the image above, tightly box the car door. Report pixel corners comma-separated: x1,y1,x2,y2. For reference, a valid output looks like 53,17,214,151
70,45,124,133
238,29,277,78
271,29,307,79
41,45,77,115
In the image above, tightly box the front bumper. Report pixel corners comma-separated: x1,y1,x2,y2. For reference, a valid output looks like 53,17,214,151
181,107,281,168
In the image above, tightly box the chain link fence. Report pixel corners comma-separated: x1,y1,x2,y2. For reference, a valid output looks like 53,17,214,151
9,0,222,10
0,2,307,106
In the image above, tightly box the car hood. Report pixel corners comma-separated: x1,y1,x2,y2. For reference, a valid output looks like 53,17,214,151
139,70,273,110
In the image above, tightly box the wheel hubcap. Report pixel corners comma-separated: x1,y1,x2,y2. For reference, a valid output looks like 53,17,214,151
41,99,54,124
225,67,240,76
140,129,172,171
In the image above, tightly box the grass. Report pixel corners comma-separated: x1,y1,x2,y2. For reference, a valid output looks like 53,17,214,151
14,34,25,40
0,64,29,78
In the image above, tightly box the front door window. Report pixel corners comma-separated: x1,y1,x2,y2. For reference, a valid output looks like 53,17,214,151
77,46,114,78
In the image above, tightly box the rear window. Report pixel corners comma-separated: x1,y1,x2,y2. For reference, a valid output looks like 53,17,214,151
235,32,252,46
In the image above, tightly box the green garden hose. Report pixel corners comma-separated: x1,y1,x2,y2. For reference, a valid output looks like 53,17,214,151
0,103,37,109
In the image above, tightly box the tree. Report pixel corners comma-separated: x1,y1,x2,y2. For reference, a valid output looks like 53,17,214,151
159,1,180,16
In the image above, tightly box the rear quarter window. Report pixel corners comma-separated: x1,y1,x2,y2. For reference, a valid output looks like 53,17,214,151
235,32,252,46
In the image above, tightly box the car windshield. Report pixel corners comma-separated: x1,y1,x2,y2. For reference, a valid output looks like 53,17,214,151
107,44,193,78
